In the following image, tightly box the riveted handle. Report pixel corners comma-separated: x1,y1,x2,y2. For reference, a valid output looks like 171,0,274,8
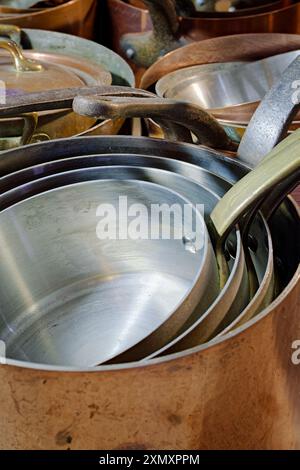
211,129,300,239
0,40,43,72
238,55,300,167
73,94,237,150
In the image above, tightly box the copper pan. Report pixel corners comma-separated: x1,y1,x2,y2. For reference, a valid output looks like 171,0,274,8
0,0,97,39
0,26,135,141
0,87,299,447
107,0,300,73
0,198,298,449
141,33,300,89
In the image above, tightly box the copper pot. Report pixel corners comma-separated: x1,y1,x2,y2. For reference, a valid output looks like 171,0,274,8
0,87,299,447
0,0,97,39
107,0,300,74
0,177,298,450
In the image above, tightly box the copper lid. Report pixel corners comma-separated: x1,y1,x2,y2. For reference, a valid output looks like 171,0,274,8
0,40,111,96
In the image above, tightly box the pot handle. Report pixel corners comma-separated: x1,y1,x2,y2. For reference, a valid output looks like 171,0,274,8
0,25,21,45
0,40,43,72
0,85,236,150
211,129,300,239
238,55,300,167
73,94,237,150
120,0,191,68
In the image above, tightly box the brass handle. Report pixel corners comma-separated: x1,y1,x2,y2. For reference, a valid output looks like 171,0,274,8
73,95,237,150
211,129,300,239
20,112,38,146
0,40,43,73
0,25,21,45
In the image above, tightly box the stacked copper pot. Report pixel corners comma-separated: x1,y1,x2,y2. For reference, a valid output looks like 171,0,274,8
0,0,298,451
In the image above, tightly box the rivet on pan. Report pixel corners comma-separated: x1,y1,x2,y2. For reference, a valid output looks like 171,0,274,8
182,236,197,254
125,48,135,60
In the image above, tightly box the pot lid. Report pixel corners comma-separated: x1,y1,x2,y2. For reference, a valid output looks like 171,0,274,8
0,40,112,96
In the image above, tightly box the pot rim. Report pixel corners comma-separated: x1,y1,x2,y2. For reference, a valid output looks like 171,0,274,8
0,136,298,372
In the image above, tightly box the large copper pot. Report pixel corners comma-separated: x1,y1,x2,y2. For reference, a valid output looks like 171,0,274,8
0,0,97,39
0,130,298,449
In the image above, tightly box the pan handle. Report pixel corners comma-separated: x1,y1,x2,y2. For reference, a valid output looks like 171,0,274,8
120,0,191,68
0,86,236,150
238,55,300,167
73,94,237,150
211,129,300,239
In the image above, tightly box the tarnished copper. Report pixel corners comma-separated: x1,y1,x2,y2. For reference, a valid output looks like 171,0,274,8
0,0,97,39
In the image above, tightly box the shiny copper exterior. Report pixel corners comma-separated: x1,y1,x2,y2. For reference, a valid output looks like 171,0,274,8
141,33,300,89
0,258,298,449
107,0,300,69
0,0,97,39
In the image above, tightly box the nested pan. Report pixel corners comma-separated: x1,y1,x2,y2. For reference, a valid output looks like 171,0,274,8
140,33,300,90
109,0,300,71
0,66,296,364
0,116,297,367
3,157,275,363
155,50,300,140
0,139,298,449
0,156,251,365
0,0,97,39
0,176,219,367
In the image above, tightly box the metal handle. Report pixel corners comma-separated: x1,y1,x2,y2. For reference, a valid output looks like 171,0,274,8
211,129,300,239
0,40,43,72
0,25,21,45
120,0,186,68
73,94,237,150
238,55,300,167
19,112,38,145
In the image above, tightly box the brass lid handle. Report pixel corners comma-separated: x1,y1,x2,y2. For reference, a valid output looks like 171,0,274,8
0,40,43,73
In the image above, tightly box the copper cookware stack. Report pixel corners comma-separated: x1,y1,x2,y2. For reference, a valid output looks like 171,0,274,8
0,0,299,452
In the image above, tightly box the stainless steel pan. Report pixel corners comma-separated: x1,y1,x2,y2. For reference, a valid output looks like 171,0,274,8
0,113,298,448
0,100,294,364
156,50,300,140
0,118,298,369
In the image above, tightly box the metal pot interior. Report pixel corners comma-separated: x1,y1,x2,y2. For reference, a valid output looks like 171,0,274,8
0,177,214,367
0,136,282,366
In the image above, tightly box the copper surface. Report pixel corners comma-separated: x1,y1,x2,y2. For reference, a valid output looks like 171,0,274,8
141,33,300,89
0,0,97,39
0,258,298,449
107,0,300,79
